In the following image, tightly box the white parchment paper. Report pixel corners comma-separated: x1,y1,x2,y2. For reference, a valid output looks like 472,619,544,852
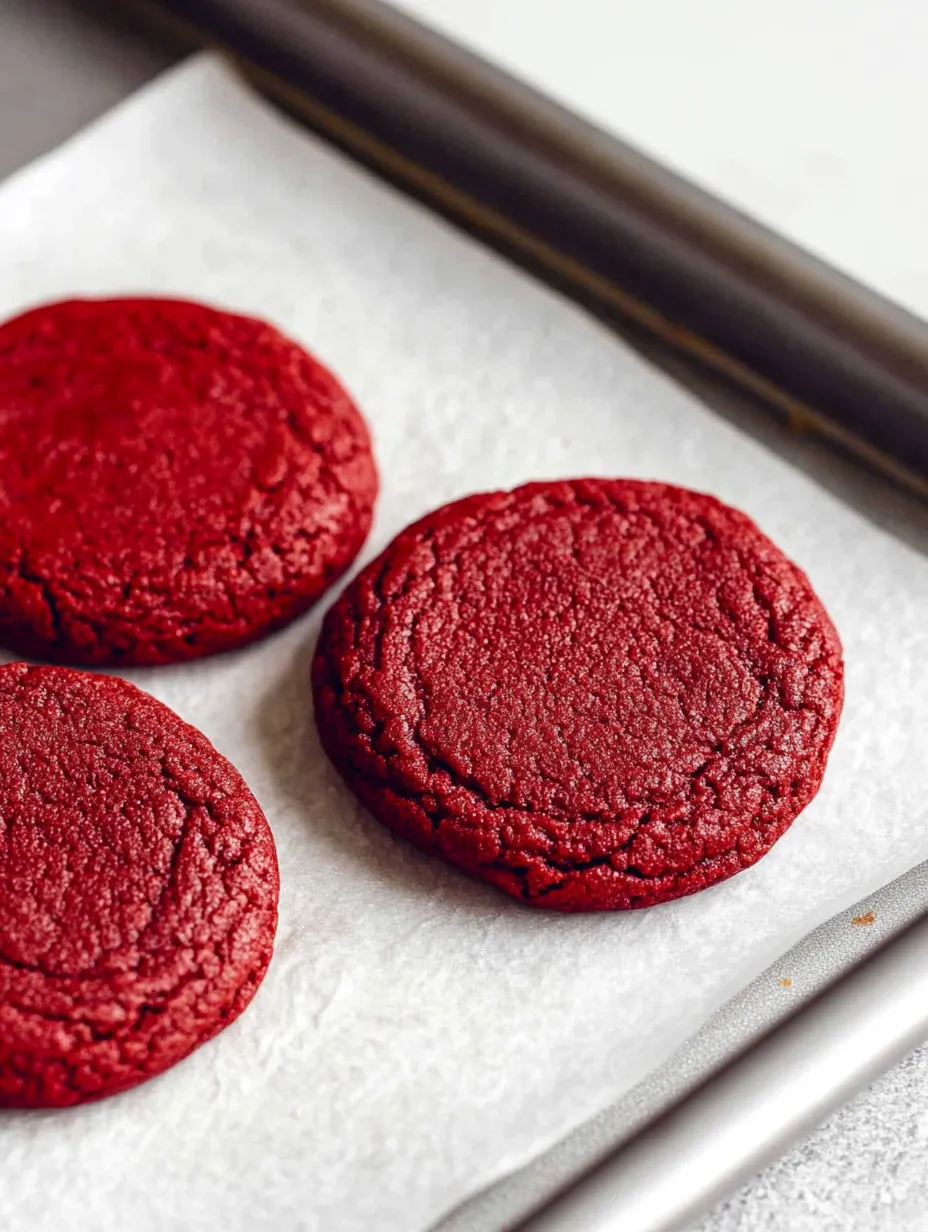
0,56,926,1232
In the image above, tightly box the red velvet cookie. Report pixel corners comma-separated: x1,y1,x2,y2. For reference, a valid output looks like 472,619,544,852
0,663,279,1107
312,479,843,911
0,297,378,665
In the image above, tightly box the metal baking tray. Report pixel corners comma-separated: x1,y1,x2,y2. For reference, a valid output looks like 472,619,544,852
136,0,928,500
5,3,928,1229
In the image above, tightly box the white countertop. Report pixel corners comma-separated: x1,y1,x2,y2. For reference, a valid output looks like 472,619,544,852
693,1042,928,1232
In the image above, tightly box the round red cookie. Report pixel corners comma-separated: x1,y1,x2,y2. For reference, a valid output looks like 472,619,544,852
0,297,378,665
0,662,279,1107
312,479,844,911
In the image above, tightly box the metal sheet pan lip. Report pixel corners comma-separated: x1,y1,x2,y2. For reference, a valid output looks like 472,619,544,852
303,0,928,377
179,0,928,374
516,909,928,1232
144,0,928,491
435,858,928,1232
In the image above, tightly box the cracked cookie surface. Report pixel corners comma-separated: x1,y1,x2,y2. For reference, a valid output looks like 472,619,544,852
0,297,378,665
0,663,279,1107
312,479,843,911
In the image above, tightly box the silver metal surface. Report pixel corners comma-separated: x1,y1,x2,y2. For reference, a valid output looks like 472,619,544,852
519,911,928,1232
140,0,928,491
436,857,928,1232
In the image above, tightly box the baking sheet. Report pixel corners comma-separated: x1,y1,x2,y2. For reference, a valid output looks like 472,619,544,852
440,857,928,1232
0,54,926,1232
393,0,928,322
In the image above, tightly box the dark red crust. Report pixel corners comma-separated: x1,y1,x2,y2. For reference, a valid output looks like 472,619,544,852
312,479,844,911
0,663,279,1107
0,298,378,665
